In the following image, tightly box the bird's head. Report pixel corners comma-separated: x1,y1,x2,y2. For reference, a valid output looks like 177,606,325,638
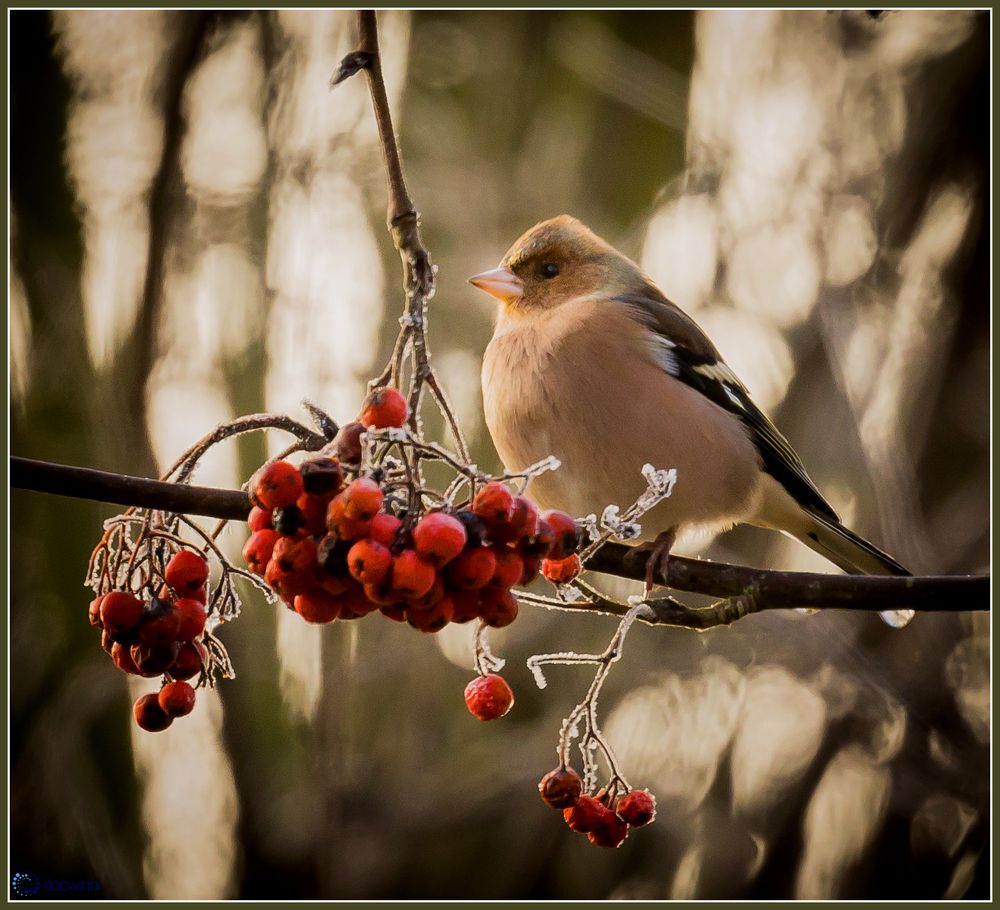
469,215,642,314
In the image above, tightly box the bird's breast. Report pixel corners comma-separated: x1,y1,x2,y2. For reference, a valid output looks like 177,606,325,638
481,300,763,535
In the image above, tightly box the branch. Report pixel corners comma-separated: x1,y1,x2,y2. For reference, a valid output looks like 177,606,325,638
11,457,988,614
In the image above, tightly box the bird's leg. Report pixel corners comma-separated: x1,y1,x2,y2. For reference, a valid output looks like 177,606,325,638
643,527,677,600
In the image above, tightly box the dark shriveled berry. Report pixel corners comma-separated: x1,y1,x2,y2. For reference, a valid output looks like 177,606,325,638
299,456,344,496
272,505,304,536
538,767,583,809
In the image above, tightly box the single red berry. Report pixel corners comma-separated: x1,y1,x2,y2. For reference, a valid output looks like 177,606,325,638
520,556,541,585
99,591,144,636
588,807,630,848
464,673,514,721
187,585,208,605
338,582,377,620
480,586,519,628
111,641,142,675
174,598,207,642
450,588,482,624
347,539,393,586
248,505,273,532
379,602,408,622
541,510,581,559
159,680,196,717
369,512,404,548
407,573,445,611
165,550,210,593
406,595,454,633
134,693,173,732
391,550,436,600
272,535,319,576
413,512,467,567
169,640,207,680
299,456,344,496
446,547,497,590
491,548,524,589
542,554,582,585
243,529,279,575
253,460,304,510
295,493,329,535
473,482,515,525
538,767,582,809
360,386,409,429
294,588,342,624
318,570,352,597
509,496,540,540
88,595,105,628
333,421,365,464
363,577,400,607
138,599,182,646
615,789,656,827
521,518,556,558
564,795,607,833
342,477,384,522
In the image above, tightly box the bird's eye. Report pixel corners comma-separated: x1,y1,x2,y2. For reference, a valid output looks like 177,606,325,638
540,262,560,279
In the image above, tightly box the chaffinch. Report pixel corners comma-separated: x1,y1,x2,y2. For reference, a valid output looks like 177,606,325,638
470,215,912,628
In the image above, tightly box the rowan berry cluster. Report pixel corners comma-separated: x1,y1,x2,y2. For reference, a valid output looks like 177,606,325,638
242,387,583,640
88,549,209,732
538,766,657,849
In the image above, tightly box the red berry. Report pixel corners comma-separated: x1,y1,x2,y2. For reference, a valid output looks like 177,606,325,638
480,586,519,628
406,595,454,633
272,535,318,576
521,518,556,558
360,386,409,429
413,512,467,567
296,493,330,536
473,482,515,524
294,589,342,624
169,641,207,680
520,556,541,585
541,510,581,559
159,680,196,717
248,505,273,532
111,641,142,675
379,602,408,622
538,767,582,809
615,789,656,827
588,807,630,848
542,554,582,585
134,693,173,732
464,674,514,721
174,598,207,641
187,585,208,605
299,456,344,496
253,460,304,510
363,578,400,607
338,582,377,620
391,550,436,600
367,512,402,549
491,548,524,589
347,539,392,586
333,421,365,464
243,529,278,575
510,496,540,540
165,550,210,594
407,573,445,611
138,599,182,646
563,795,606,833
99,591,144,636
88,595,105,628
342,478,384,522
450,588,483,624
446,547,497,590
318,570,352,597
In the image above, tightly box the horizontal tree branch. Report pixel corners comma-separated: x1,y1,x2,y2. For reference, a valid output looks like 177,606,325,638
11,455,987,614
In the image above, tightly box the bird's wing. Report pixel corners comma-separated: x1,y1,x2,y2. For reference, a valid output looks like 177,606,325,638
616,290,840,523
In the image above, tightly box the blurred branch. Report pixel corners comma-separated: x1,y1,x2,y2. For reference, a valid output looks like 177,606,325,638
11,456,988,615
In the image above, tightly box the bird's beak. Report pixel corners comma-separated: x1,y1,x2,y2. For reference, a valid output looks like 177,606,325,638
468,267,524,305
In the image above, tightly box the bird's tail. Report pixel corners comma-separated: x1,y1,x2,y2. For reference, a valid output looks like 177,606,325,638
794,511,914,629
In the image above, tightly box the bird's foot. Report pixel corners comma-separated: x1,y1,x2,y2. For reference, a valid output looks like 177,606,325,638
641,527,677,600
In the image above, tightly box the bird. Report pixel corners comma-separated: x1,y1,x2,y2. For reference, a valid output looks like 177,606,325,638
469,214,913,628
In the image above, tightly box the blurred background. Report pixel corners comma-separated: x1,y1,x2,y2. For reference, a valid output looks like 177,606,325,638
9,9,989,900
